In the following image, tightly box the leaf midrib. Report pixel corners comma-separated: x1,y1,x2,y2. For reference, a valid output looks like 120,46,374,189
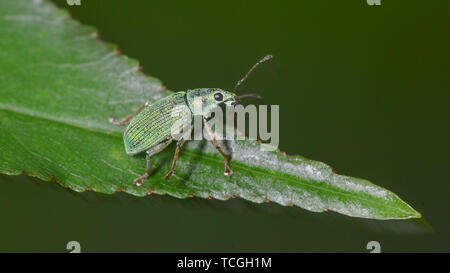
182,150,413,217
0,102,121,137
0,103,415,218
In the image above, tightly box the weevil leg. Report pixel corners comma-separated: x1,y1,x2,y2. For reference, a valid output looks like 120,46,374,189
203,117,233,176
109,102,148,126
165,137,187,180
134,139,172,186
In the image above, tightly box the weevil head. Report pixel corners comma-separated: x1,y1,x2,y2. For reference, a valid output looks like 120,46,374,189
186,88,237,116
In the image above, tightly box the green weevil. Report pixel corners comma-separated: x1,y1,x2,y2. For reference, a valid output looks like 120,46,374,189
110,55,272,186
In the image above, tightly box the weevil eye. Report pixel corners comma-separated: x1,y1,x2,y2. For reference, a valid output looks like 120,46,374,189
214,93,223,101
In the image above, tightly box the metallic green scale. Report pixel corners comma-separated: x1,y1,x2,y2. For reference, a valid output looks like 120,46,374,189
123,88,237,156
124,91,190,155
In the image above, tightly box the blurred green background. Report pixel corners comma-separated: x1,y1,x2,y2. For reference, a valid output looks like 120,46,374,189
0,0,448,252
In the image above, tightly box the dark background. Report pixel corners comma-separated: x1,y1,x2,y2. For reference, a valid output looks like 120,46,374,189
0,0,448,252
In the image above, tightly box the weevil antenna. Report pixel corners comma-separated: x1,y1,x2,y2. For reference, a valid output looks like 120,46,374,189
235,93,262,100
233,54,273,91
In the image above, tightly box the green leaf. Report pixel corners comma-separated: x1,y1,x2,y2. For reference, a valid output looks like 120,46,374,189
0,0,421,220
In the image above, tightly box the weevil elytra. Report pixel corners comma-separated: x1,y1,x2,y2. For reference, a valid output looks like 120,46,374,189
110,55,272,186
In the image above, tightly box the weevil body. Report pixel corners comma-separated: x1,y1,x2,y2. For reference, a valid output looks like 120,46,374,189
110,55,272,186
110,88,237,185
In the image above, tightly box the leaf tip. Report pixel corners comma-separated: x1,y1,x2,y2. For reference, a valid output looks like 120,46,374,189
409,209,422,219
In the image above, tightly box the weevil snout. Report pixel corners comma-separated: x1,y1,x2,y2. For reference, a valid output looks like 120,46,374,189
224,96,239,107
